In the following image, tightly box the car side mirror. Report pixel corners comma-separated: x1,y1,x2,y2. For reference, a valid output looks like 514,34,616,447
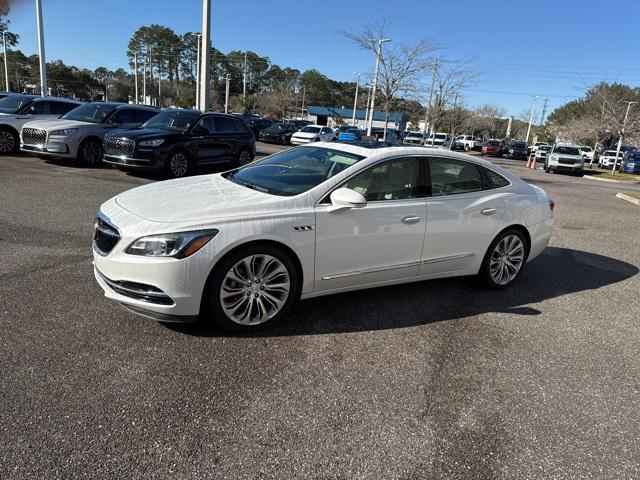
328,188,367,212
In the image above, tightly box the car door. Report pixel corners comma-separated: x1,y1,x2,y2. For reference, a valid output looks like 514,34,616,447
419,156,508,275
314,156,427,292
188,116,219,162
320,127,333,141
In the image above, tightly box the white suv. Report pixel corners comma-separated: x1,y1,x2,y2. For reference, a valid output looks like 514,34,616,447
545,145,584,176
0,94,82,154
598,150,623,169
21,102,158,166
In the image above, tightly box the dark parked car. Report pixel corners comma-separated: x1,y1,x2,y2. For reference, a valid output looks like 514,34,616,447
103,110,256,179
259,123,300,145
245,118,273,139
370,127,403,145
507,141,528,159
621,150,640,174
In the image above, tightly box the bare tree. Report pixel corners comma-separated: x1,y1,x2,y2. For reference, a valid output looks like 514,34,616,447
428,56,478,134
340,17,438,138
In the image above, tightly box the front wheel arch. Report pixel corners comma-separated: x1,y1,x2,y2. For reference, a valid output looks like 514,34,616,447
200,239,304,309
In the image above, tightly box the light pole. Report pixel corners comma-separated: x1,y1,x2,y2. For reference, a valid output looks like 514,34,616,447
195,33,201,109
2,31,9,92
224,73,230,113
35,0,47,96
367,38,390,137
133,52,138,104
198,0,211,111
351,72,359,126
242,50,248,110
613,101,636,174
525,95,538,144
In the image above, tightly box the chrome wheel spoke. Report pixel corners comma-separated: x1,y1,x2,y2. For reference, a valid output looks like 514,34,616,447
489,235,525,285
219,254,291,326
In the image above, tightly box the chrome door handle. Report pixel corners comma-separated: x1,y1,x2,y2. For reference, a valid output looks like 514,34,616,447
481,208,497,216
401,216,421,224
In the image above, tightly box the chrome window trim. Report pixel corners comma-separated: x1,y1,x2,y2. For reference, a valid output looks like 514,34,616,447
321,260,422,280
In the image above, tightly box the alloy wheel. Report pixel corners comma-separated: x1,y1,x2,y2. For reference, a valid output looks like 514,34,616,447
238,150,252,165
83,142,101,165
0,131,15,153
219,254,291,326
489,234,525,286
169,153,188,177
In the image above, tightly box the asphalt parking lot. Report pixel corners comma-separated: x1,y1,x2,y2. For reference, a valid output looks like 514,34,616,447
1,145,639,479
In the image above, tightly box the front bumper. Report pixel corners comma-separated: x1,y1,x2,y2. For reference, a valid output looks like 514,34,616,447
21,141,74,158
548,162,583,172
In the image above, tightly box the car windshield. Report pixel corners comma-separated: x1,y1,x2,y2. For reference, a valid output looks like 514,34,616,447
580,147,592,152
142,110,199,131
604,150,618,156
407,132,423,138
224,146,365,196
553,146,579,155
62,103,118,123
300,126,321,134
487,140,500,146
435,134,447,139
627,152,640,160
512,142,526,147
0,95,34,114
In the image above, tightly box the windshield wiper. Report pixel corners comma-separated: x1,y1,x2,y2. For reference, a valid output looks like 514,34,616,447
226,174,271,194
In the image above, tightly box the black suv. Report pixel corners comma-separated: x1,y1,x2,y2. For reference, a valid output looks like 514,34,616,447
507,141,528,160
259,122,299,145
103,110,256,178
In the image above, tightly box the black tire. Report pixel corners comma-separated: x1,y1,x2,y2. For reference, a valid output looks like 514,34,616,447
0,127,19,154
165,150,192,178
477,228,529,290
78,138,103,167
237,148,254,167
202,244,301,332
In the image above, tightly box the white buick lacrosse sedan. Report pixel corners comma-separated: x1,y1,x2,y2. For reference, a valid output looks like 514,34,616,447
93,143,554,331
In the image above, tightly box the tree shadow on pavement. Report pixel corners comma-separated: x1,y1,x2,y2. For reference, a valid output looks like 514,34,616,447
167,247,638,337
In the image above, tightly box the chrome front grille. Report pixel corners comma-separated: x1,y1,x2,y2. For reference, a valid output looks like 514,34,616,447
104,137,135,157
22,128,47,145
559,157,576,165
93,216,121,256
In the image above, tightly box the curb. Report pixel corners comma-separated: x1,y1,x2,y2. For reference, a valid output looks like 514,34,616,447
583,175,640,185
616,193,640,205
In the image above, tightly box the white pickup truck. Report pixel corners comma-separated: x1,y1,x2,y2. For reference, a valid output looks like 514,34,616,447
454,134,482,151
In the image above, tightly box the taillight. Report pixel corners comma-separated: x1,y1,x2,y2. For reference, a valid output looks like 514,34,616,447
549,198,555,212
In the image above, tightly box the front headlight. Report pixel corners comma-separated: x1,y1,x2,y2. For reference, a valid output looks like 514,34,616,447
138,139,165,147
50,128,77,137
549,154,558,161
125,229,218,258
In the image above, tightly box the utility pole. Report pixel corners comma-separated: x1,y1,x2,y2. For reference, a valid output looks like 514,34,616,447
133,52,138,104
613,101,636,174
35,0,47,96
449,92,459,150
142,52,147,104
148,46,153,105
224,73,230,113
525,95,538,144
364,85,372,128
198,0,211,111
195,33,201,109
424,59,438,134
367,38,390,136
242,51,248,109
505,116,513,139
539,97,549,125
300,86,306,120
158,65,162,108
351,72,360,126
2,31,9,92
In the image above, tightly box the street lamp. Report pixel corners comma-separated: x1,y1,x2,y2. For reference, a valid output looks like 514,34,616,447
525,95,538,145
2,31,9,92
35,0,47,96
367,38,390,137
351,72,360,126
612,101,636,174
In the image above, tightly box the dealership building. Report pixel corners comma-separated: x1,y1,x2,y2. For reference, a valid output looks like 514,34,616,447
305,105,408,130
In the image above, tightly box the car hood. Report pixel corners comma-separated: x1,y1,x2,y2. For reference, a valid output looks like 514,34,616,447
108,127,182,141
22,118,94,131
292,132,318,139
115,173,291,223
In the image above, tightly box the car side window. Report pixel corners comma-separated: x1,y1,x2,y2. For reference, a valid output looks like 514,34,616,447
50,102,78,115
110,109,136,125
342,157,420,202
24,101,51,115
133,109,157,124
479,166,510,190
194,116,216,133
232,118,247,131
429,157,482,196
214,116,238,133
